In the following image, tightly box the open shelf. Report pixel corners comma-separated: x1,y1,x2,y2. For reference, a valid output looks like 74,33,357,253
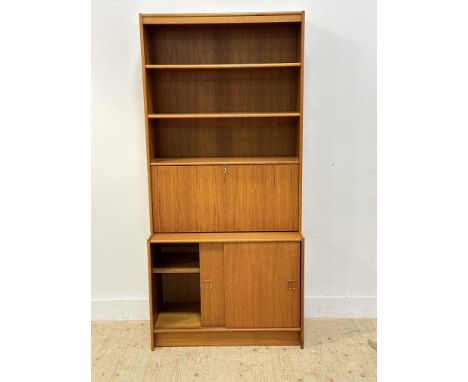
153,252,199,273
146,67,299,114
148,112,300,119
142,23,301,65
151,156,299,166
155,303,201,329
146,63,301,69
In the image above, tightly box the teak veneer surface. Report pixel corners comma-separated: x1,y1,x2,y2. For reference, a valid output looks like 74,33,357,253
151,157,299,166
199,243,225,327
152,164,299,232
150,117,298,159
146,63,301,69
140,11,305,349
143,23,300,64
147,68,298,114
155,311,201,329
149,232,303,243
152,252,199,273
148,112,300,118
224,242,300,328
154,330,300,347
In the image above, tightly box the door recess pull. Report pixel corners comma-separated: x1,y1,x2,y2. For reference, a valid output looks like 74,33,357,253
203,280,214,290
223,167,227,174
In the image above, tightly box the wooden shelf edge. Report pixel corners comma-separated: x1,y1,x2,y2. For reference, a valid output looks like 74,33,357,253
152,267,200,274
151,156,299,166
141,13,303,25
150,232,304,244
145,63,301,69
147,112,300,119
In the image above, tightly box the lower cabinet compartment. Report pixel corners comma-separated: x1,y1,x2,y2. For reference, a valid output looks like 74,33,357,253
149,238,303,347
151,243,202,330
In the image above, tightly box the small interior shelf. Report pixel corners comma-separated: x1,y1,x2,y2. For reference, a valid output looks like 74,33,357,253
148,112,300,119
153,252,199,273
151,156,299,166
145,63,301,69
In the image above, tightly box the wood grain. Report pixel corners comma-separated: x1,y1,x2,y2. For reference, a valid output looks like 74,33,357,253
142,15,302,25
151,165,224,233
150,117,298,159
155,311,201,329
144,22,300,64
154,330,300,347
152,164,299,232
147,68,298,113
224,164,299,231
199,243,225,327
160,274,200,303
224,242,301,328
152,252,199,273
139,12,306,348
148,112,300,118
150,232,303,243
146,63,301,69
139,16,154,233
151,157,299,166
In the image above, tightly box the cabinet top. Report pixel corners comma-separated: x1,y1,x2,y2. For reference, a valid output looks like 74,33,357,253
140,12,305,25
149,232,304,243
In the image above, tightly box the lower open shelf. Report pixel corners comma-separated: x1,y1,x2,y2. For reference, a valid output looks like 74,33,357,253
155,303,201,329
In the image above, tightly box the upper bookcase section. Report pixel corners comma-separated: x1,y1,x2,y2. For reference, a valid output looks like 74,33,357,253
140,12,303,65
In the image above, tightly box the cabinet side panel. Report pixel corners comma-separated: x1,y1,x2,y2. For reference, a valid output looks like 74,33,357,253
200,243,225,326
139,16,154,232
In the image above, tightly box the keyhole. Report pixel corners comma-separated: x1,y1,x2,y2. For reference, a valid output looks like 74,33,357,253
223,167,227,174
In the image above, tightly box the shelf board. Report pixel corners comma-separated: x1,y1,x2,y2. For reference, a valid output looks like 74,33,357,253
153,253,200,274
145,63,301,69
150,232,303,244
151,156,299,166
155,311,201,329
147,112,300,119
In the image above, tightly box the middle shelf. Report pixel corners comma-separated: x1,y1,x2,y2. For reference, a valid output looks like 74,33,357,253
148,112,300,119
145,63,301,69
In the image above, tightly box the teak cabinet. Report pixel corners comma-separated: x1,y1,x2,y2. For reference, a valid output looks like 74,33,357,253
139,11,305,349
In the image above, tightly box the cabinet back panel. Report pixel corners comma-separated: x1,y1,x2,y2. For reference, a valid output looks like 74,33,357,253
147,68,298,113
151,118,298,158
144,23,300,64
161,274,200,303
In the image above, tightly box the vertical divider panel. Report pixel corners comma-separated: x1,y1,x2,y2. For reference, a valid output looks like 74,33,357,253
199,243,225,327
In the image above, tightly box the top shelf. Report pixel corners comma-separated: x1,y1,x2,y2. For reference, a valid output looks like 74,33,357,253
145,63,301,69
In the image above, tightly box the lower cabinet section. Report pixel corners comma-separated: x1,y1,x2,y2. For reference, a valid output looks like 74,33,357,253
148,236,304,348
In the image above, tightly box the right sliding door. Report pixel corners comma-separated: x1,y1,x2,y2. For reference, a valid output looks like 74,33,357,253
224,242,301,328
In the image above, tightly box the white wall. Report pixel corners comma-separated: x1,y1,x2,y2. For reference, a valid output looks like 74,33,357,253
92,0,376,319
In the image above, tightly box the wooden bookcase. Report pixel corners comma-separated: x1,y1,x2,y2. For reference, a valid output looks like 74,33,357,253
139,12,305,349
